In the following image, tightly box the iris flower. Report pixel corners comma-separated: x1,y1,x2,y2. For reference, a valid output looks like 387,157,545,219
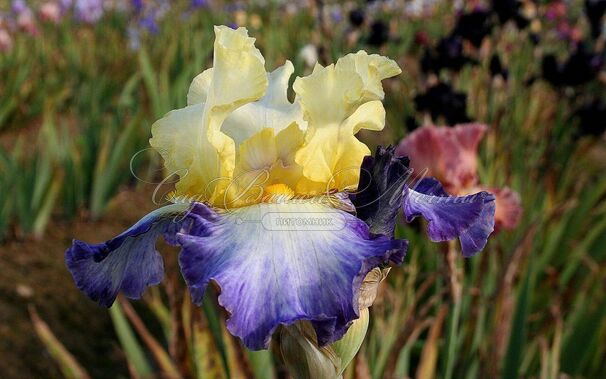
542,44,603,87
420,35,476,74
452,9,493,48
573,100,606,137
585,0,606,39
66,26,496,355
348,8,364,28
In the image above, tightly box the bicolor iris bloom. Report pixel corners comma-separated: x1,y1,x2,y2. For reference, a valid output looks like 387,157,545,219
397,123,522,232
66,26,496,351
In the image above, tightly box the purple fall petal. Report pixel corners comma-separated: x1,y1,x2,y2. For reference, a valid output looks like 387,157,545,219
178,202,407,350
65,203,190,307
403,177,495,256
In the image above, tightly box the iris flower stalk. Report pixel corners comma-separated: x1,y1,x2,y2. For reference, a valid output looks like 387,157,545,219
66,26,496,377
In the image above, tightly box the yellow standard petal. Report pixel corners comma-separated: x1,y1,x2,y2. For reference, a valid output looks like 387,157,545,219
222,60,306,146
335,50,402,101
228,128,278,207
292,64,364,185
293,53,400,192
227,123,305,208
187,68,213,105
151,27,400,206
150,26,268,203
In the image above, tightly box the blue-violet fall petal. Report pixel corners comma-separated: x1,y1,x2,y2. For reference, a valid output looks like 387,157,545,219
65,203,191,307
402,177,495,256
178,202,407,350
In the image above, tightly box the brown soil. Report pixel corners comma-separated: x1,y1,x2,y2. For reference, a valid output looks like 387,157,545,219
0,187,158,378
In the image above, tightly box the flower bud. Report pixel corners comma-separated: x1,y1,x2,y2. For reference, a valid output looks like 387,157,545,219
330,307,369,376
275,268,389,378
275,322,340,379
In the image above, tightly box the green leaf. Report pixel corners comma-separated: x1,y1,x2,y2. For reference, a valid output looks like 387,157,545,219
502,263,534,378
109,302,153,378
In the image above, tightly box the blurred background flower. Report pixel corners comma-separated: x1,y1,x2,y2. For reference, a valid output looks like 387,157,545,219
542,44,603,87
74,0,104,23
585,0,606,39
39,2,61,23
414,82,471,124
0,27,12,51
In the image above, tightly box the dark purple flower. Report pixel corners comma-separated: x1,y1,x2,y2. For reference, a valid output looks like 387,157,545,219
542,44,603,87
490,53,508,80
405,115,420,131
414,30,430,46
573,100,606,137
541,54,560,84
414,82,471,124
421,35,476,73
585,0,606,39
366,20,389,47
348,9,365,28
452,9,494,48
529,32,540,45
354,146,496,256
491,0,529,28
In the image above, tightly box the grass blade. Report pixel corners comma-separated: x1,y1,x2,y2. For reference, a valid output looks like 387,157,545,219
109,302,153,378
29,306,92,379
502,263,534,378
